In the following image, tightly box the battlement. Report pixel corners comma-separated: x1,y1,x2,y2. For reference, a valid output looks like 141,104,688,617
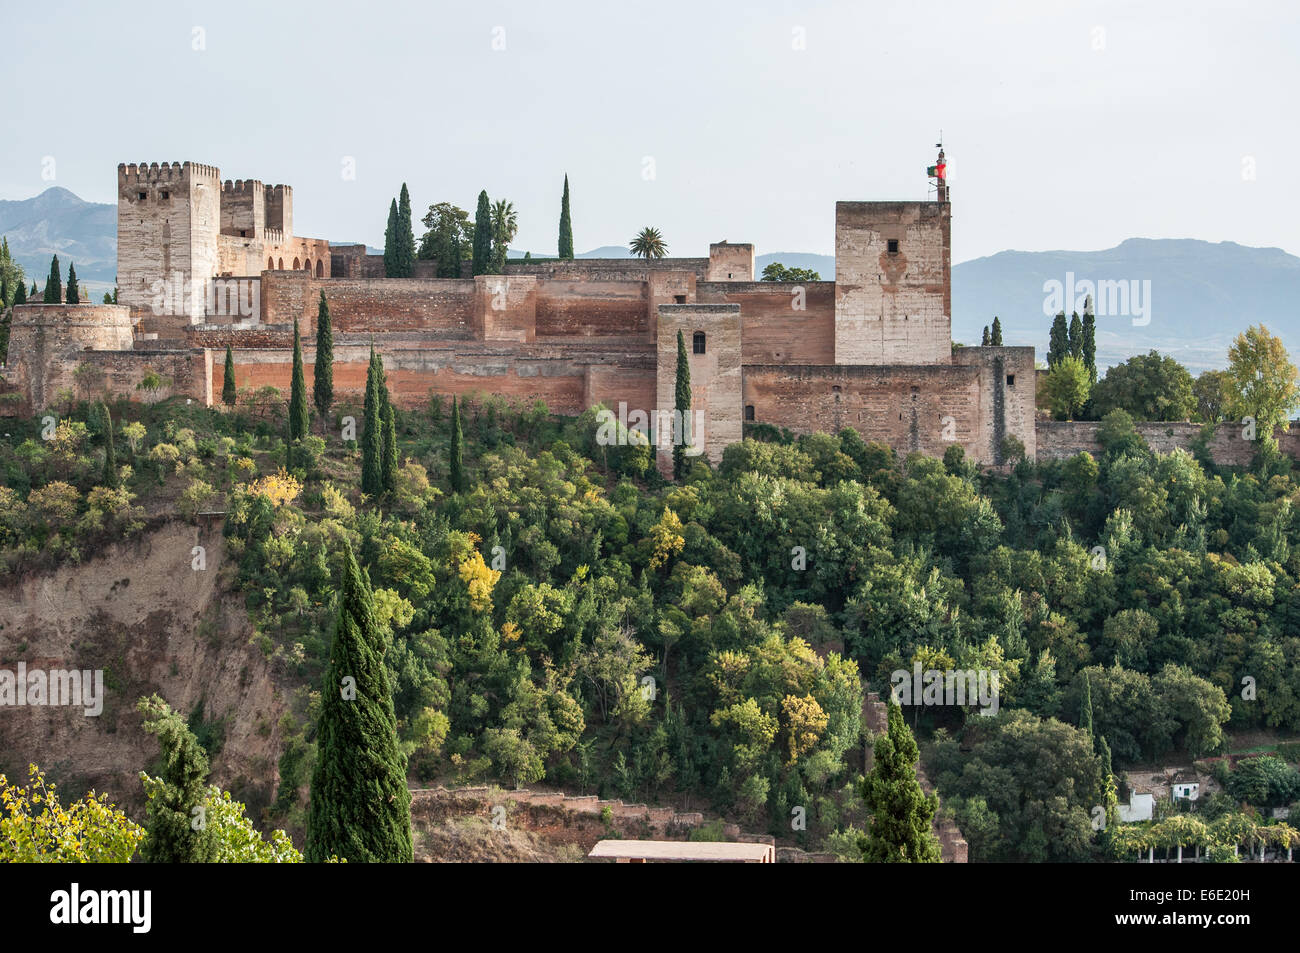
264,228,284,245
222,178,264,195
118,161,220,185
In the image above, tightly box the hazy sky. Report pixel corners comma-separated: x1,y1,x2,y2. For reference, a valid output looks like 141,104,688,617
3,0,1296,263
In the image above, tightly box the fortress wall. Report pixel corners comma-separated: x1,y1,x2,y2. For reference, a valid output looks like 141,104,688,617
656,304,743,467
1035,420,1261,467
477,276,537,343
535,280,649,338
742,363,991,463
505,258,710,281
699,281,836,364
260,272,477,335
584,363,656,416
6,305,137,409
952,346,1038,462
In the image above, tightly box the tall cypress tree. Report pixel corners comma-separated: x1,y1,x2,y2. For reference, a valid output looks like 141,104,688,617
1068,311,1083,359
361,347,383,496
383,199,399,277
672,329,691,481
44,255,62,303
382,399,397,492
13,281,26,305
448,396,465,493
222,344,237,406
981,325,990,346
471,190,492,276
990,315,1003,346
1048,312,1069,367
65,263,79,304
100,401,117,488
1082,307,1097,383
289,317,309,440
313,290,334,432
305,540,413,863
558,174,574,260
395,184,415,278
138,694,216,863
857,701,941,862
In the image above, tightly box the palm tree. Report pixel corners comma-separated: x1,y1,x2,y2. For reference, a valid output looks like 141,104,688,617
630,227,668,260
490,199,518,272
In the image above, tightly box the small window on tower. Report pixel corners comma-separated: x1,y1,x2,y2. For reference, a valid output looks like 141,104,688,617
1006,374,1016,386
160,190,170,200
693,331,706,354
745,405,755,421
137,191,147,201
887,239,899,254
674,294,686,304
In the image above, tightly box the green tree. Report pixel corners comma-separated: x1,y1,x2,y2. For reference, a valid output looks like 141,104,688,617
313,290,334,432
222,344,237,406
1079,670,1093,740
630,227,668,260
44,255,62,303
1048,312,1069,367
1090,351,1196,421
418,202,472,278
490,199,518,273
289,317,309,440
472,190,492,276
0,765,142,863
981,325,990,346
449,395,465,493
1045,355,1092,420
760,262,820,282
1068,312,1083,359
1194,369,1232,423
305,540,413,863
857,701,940,862
393,183,416,278
673,329,691,480
137,694,215,863
990,316,1003,346
1081,308,1097,382
558,174,574,259
14,281,27,305
1225,324,1299,446
65,263,79,304
361,347,383,495
383,198,399,277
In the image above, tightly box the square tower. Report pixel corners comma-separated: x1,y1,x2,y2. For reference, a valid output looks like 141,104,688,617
117,161,221,332
655,303,742,470
833,199,951,365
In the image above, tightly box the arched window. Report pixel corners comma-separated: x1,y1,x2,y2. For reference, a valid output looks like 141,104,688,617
693,331,706,354
267,257,274,270
745,405,755,421
292,258,300,270
278,258,284,269
316,260,324,277
304,258,312,272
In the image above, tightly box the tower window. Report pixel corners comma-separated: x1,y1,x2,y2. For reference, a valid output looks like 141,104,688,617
137,191,147,201
1006,374,1016,386
674,294,686,304
160,190,169,200
745,405,755,421
693,331,706,354
887,239,899,254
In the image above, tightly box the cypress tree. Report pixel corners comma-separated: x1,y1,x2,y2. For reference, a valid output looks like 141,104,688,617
1048,312,1069,367
1082,307,1097,383
558,174,574,259
65,263,79,304
981,325,990,346
395,184,415,278
100,401,117,488
13,281,26,305
44,255,62,303
313,290,334,432
672,329,691,481
361,347,383,496
990,315,1003,346
305,540,413,863
289,317,309,440
857,701,941,862
382,399,397,492
1068,311,1083,359
222,344,237,406
1079,671,1094,740
285,410,296,472
471,190,492,276
29,282,38,300
138,694,216,863
449,396,465,493
383,198,399,277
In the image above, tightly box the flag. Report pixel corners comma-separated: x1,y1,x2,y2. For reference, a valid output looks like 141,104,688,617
927,162,947,179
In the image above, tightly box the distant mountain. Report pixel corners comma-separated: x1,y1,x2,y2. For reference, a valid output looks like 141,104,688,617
0,187,116,289
7,188,1297,371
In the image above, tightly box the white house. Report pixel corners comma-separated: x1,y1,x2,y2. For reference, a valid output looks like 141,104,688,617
1118,793,1154,823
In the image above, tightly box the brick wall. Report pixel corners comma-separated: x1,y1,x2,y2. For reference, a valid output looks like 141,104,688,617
656,304,743,467
506,258,711,281
535,280,649,339
1035,420,1260,466
708,242,754,281
6,305,136,409
699,281,836,365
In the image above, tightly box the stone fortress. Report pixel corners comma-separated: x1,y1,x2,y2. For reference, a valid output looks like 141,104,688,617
7,150,1040,468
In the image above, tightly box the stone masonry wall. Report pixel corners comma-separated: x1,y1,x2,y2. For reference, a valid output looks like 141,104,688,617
655,304,743,468
698,281,836,365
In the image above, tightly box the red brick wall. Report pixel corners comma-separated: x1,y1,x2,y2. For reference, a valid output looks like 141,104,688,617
535,280,649,339
699,282,836,364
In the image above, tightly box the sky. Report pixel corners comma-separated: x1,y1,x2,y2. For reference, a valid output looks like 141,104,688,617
2,0,1297,263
